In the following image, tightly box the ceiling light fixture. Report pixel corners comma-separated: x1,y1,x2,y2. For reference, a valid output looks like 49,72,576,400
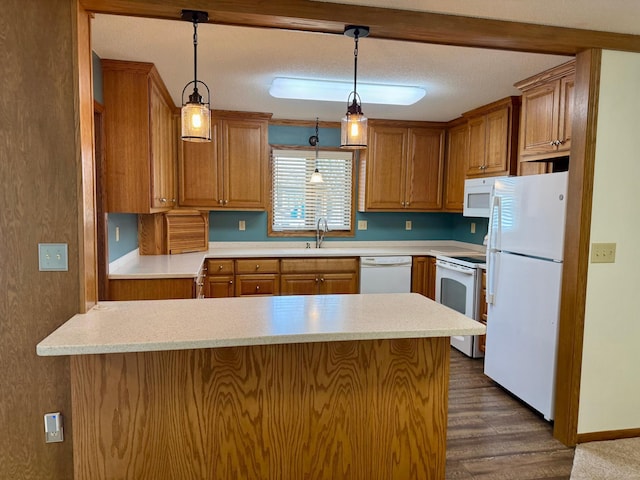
181,10,211,142
269,78,425,106
309,118,324,184
341,25,369,150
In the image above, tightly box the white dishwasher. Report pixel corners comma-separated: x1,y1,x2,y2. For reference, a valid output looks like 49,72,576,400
359,256,413,293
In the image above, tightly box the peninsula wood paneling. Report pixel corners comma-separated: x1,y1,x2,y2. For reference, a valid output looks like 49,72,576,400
71,338,449,479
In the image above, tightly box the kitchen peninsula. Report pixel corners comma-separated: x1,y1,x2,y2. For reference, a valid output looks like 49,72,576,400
37,293,484,480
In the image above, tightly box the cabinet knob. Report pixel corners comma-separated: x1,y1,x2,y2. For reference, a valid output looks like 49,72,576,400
401,201,405,206
406,202,410,206
218,200,223,204
224,200,228,205
315,277,319,282
218,265,223,270
320,277,325,282
256,264,260,270
160,198,167,203
197,282,204,287
256,285,260,291
171,198,176,203
229,280,233,284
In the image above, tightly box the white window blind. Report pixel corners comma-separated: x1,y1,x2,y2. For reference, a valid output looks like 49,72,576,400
271,149,353,232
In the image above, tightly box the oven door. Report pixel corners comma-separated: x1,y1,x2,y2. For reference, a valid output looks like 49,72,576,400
435,259,483,358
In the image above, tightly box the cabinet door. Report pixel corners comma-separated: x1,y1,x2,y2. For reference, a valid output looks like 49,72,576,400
410,256,436,300
519,82,559,157
484,107,511,175
405,128,444,210
221,119,267,209
319,272,358,294
364,126,408,209
206,275,235,298
179,121,221,207
558,74,575,153
444,123,467,212
150,81,176,209
280,274,319,295
109,278,195,300
235,274,279,296
466,116,486,176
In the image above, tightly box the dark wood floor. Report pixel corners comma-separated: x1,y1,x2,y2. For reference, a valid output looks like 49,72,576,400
446,348,575,479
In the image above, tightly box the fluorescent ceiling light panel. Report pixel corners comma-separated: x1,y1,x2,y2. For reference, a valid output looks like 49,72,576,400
269,77,426,106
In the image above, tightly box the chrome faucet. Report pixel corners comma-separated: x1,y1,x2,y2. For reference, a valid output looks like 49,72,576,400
316,217,329,248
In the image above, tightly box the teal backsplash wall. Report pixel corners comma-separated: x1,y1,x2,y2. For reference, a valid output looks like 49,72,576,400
107,213,139,261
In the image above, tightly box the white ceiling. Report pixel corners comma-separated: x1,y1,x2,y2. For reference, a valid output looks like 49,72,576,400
91,1,638,123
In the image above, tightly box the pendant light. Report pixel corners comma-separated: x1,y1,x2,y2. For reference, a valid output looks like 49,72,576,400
340,25,369,150
309,118,324,183
181,10,211,142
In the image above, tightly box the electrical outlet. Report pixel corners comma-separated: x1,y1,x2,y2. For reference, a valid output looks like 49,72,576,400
591,243,616,263
38,243,68,271
115,226,120,242
405,220,412,231
239,220,246,231
471,222,476,234
44,412,64,443
357,220,367,230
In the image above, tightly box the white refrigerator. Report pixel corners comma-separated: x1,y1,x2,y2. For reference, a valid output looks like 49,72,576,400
484,172,568,420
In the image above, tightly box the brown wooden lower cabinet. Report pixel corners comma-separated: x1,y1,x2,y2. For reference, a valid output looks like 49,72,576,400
280,258,359,296
70,337,449,479
206,274,235,298
108,278,196,300
235,274,280,296
411,256,437,300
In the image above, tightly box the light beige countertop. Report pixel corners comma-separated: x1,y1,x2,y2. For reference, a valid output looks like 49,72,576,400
36,293,485,356
108,241,486,279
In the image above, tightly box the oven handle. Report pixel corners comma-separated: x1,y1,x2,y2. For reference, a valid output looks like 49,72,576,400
436,261,475,275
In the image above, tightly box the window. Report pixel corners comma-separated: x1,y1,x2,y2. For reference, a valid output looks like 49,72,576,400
270,147,354,235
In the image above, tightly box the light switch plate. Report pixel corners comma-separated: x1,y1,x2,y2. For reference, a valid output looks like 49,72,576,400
38,243,68,271
591,242,616,263
357,220,367,230
405,220,412,231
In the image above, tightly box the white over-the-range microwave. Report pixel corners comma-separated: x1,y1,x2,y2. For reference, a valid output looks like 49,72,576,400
463,176,508,218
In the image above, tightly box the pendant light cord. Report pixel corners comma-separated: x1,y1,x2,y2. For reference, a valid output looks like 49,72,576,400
352,29,359,97
192,19,199,93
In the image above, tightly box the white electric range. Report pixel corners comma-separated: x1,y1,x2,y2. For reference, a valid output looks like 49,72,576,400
435,254,486,358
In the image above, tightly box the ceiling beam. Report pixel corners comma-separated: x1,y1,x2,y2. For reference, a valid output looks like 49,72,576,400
80,0,640,55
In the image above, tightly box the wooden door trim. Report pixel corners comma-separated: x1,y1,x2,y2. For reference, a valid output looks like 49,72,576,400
553,49,601,446
79,0,640,55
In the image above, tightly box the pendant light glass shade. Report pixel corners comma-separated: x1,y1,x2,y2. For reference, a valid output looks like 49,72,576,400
340,25,369,150
181,10,212,142
181,83,211,142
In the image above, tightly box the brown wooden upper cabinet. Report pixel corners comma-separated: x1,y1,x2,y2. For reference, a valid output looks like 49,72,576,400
463,96,520,178
443,120,468,212
179,111,272,210
515,60,575,163
359,121,446,212
102,60,177,213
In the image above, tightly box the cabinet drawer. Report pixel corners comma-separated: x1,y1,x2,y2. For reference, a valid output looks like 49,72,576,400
236,258,280,274
280,258,358,274
206,259,234,275
235,274,279,296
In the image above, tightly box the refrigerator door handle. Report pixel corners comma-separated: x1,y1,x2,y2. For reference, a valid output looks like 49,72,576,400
486,195,501,305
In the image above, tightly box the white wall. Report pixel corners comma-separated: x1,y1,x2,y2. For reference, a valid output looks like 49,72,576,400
578,50,640,434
